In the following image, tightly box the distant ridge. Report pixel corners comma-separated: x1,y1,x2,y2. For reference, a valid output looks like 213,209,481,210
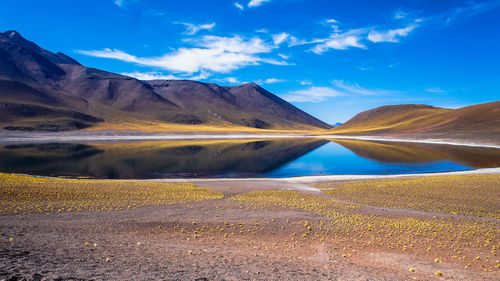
0,30,331,132
331,102,500,143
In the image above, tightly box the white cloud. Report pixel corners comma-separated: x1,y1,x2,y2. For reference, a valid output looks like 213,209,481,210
272,32,290,46
311,29,367,54
281,87,346,102
443,1,500,24
282,80,399,103
325,19,341,32
292,17,421,54
113,0,138,8
394,10,408,19
298,80,312,85
266,78,284,83
248,0,271,8
288,36,325,47
121,71,180,80
215,77,247,84
333,80,398,95
278,53,289,60
368,25,417,43
189,71,211,80
175,22,216,35
121,71,210,81
257,78,285,84
234,2,244,11
78,35,287,75
358,66,372,71
426,87,446,93
225,77,240,84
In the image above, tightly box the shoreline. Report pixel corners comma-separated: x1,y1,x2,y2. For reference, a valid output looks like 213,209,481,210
321,134,500,149
14,167,500,184
0,131,500,149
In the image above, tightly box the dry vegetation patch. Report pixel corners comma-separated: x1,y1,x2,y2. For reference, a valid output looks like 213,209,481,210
316,175,500,219
0,173,223,214
231,190,499,272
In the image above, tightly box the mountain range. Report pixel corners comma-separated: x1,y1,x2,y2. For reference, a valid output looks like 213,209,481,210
331,102,500,143
0,30,330,132
1,30,498,143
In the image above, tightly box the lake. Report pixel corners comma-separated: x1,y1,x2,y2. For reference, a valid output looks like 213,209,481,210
1,138,500,179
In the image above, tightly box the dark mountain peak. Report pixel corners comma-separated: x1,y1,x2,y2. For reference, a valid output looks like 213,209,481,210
1,30,41,52
3,30,22,39
1,30,80,66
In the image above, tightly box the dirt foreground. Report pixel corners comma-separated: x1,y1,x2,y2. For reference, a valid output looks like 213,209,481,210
1,172,499,281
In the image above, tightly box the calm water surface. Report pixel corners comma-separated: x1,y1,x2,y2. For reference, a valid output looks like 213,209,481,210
1,138,500,178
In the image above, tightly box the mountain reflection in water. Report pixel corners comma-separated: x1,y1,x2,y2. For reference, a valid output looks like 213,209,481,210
0,139,328,178
1,138,500,178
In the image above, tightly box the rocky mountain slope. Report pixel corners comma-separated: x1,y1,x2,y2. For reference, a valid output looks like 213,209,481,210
0,30,330,132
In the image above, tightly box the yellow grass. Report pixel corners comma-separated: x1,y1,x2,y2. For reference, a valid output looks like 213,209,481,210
86,118,322,134
0,173,223,214
328,101,500,136
316,175,500,219
230,190,499,270
328,107,451,134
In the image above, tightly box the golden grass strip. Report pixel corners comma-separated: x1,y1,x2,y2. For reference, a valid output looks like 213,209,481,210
0,173,223,215
316,175,500,219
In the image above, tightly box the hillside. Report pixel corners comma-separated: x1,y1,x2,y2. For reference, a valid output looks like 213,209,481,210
0,30,330,132
330,102,500,142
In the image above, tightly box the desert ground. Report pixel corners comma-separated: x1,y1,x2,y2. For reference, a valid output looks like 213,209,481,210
1,172,499,281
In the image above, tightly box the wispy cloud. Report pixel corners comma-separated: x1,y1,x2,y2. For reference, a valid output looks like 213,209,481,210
367,24,417,43
234,2,244,11
272,32,290,46
282,80,399,102
224,77,240,84
325,19,341,32
394,9,408,20
282,87,346,102
215,77,242,84
175,22,216,35
442,0,500,24
121,71,210,81
78,35,288,75
311,29,367,54
333,80,399,95
426,87,446,93
256,78,285,84
298,2,496,54
278,53,289,60
248,0,271,8
114,0,124,7
113,0,138,8
121,71,180,80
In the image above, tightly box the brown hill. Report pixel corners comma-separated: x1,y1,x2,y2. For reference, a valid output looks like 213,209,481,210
331,102,500,142
0,30,330,132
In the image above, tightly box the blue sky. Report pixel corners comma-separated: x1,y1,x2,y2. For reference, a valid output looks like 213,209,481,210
1,0,499,123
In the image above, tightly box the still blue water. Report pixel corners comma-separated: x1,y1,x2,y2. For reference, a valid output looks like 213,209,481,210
263,141,470,177
0,139,498,178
